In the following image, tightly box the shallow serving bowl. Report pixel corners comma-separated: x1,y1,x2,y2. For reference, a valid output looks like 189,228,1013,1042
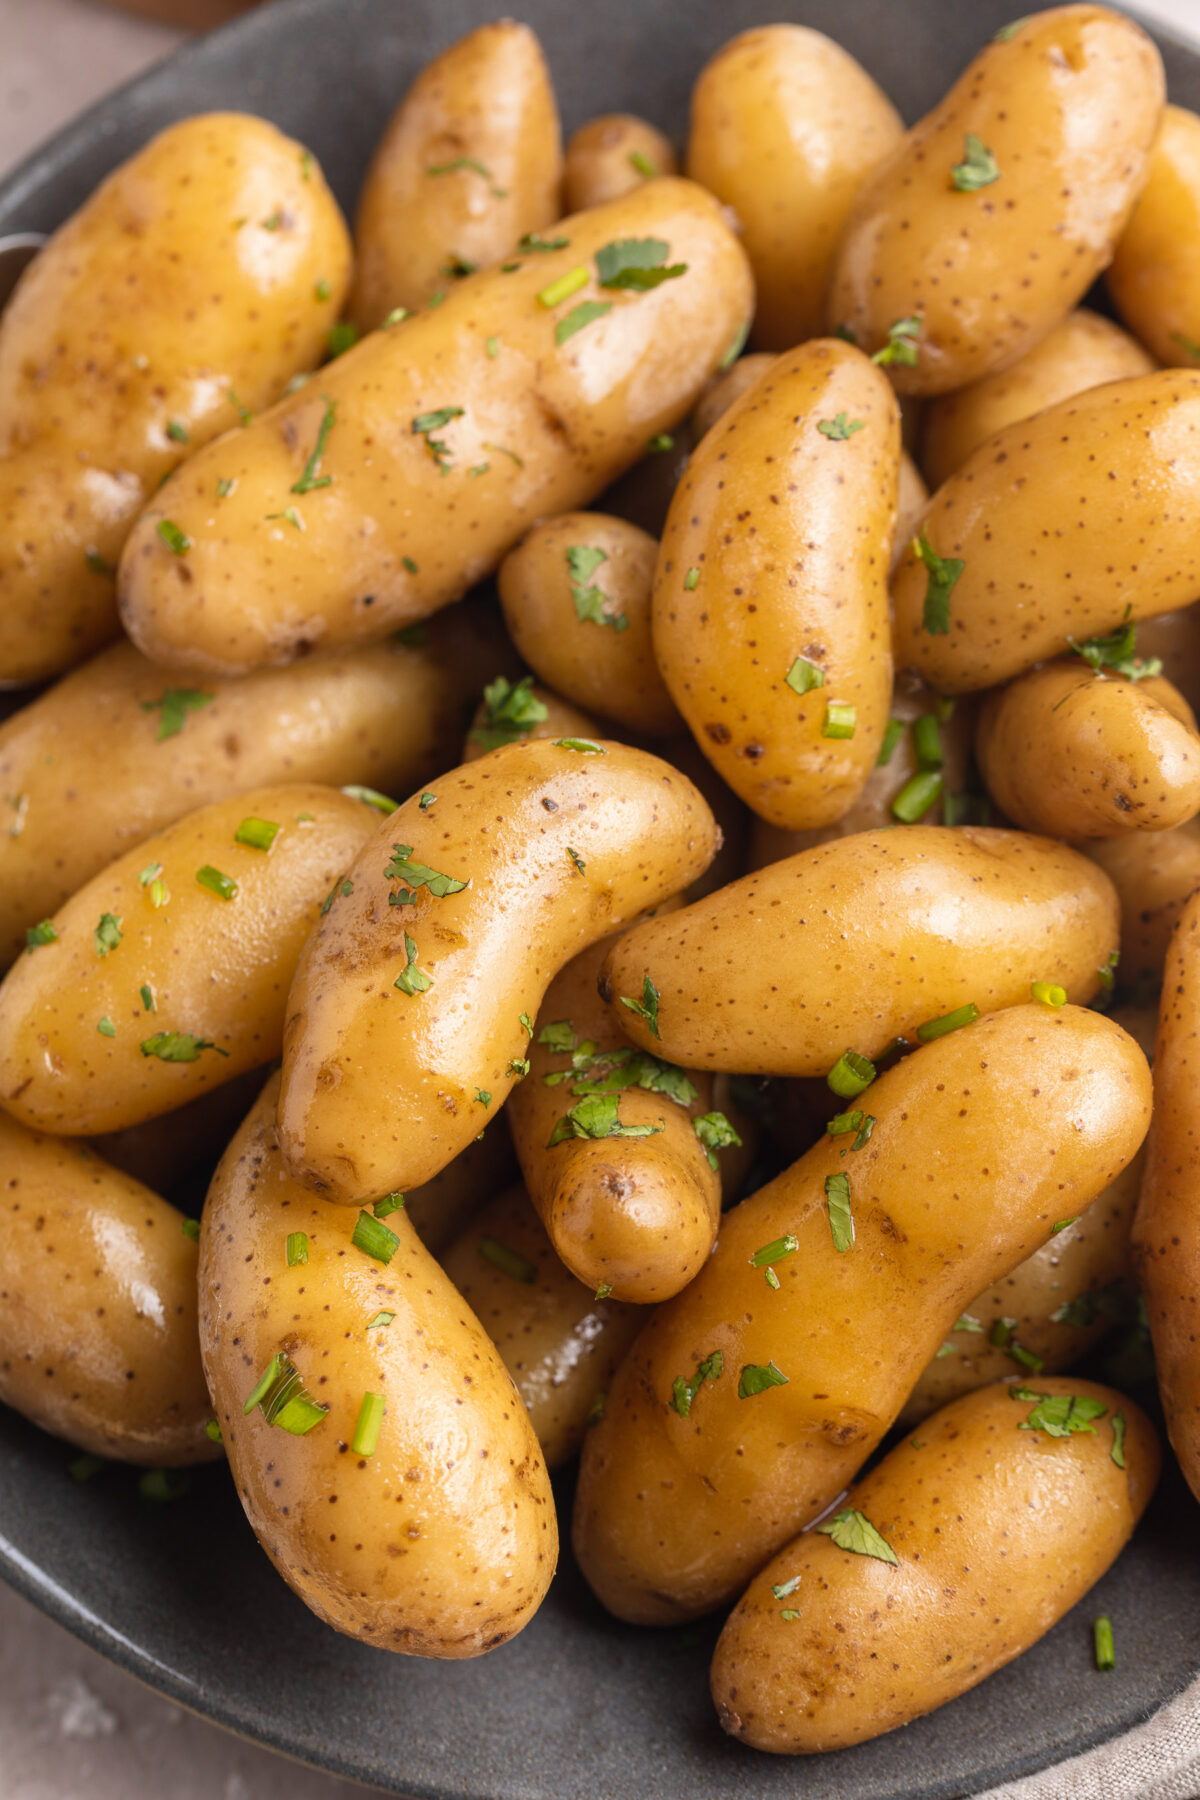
2,1,1200,1794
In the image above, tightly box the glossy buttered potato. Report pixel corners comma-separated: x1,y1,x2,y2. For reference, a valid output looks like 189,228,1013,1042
1086,820,1200,985
686,26,902,351
713,1378,1158,1753
277,740,718,1205
602,826,1118,1075
0,1113,217,1464
118,179,754,677
441,1183,644,1468
199,1074,557,1655
349,22,562,330
573,1004,1152,1622
0,783,373,1135
1109,105,1200,367
563,115,678,212
0,114,351,687
653,340,900,830
828,6,1164,396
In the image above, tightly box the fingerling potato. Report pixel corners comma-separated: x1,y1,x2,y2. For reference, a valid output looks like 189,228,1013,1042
564,116,678,212
1086,821,1200,984
1108,105,1200,368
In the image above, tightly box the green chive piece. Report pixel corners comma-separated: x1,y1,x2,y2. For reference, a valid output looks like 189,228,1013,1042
352,1210,400,1265
912,714,943,770
139,984,155,1012
671,1349,724,1417
539,265,590,308
341,784,398,814
351,1391,385,1457
684,567,700,590
786,657,825,697
157,519,191,556
629,148,658,178
69,1453,106,1483
619,975,660,1038
327,321,358,358
139,1468,191,1503
1094,1616,1115,1672
876,717,905,766
181,1218,200,1242
916,1003,979,1042
892,771,944,823
479,1236,537,1282
204,1419,223,1442
196,865,238,901
825,1172,854,1253
822,701,857,740
1031,980,1067,1008
235,817,280,852
552,737,606,754
827,1049,876,1099
291,395,336,494
1111,1412,1127,1469
242,1351,328,1434
373,1192,406,1219
286,1232,309,1266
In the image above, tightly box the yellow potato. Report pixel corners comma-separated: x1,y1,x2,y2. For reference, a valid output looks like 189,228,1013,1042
686,26,902,350
653,340,900,829
0,783,373,1135
278,739,718,1204
713,1377,1158,1753
827,7,1164,395
0,114,350,686
403,1130,518,1256
1086,821,1200,985
1109,105,1200,368
349,22,562,330
0,1112,216,1464
921,308,1155,490
563,115,678,212
892,451,930,575
601,825,1117,1074
118,179,754,676
691,354,777,440
440,1184,644,1468
891,372,1200,692
199,1074,557,1655
572,1003,1152,1622
977,663,1200,840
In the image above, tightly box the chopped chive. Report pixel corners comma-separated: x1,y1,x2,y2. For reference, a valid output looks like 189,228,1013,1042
892,771,943,823
181,1218,200,1242
139,1468,191,1503
912,714,943,770
1052,1218,1078,1235
351,1391,385,1457
342,784,398,814
235,817,280,852
351,1210,400,1265
647,432,674,452
749,1235,798,1284
157,519,190,556
825,1172,854,1252
69,1453,106,1483
290,395,336,494
85,548,116,578
373,1192,405,1219
916,1003,979,1042
139,984,155,1011
684,567,700,590
719,321,749,369
264,507,304,531
97,1017,116,1038
822,701,856,740
196,865,237,901
539,265,589,309
629,148,658,178
785,657,825,697
1111,1412,1127,1469
1094,1616,1115,1672
384,306,410,326
242,1351,328,1435
286,1232,309,1266
479,1236,537,1282
327,321,358,358
773,1574,800,1599
1031,980,1067,1008
876,716,905,766
166,419,189,444
826,1050,875,1099
204,1419,223,1442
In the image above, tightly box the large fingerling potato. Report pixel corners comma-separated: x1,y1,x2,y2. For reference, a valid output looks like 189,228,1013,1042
892,372,1200,692
1109,105,1200,368
563,115,678,213
713,1377,1158,1752
686,26,902,351
827,7,1164,396
440,1183,643,1468
349,22,562,330
199,1074,557,1655
118,179,754,677
572,1004,1152,1622
0,1112,217,1464
278,740,718,1204
0,115,350,686
1086,820,1200,985
0,783,373,1135
653,340,899,830
601,825,1117,1075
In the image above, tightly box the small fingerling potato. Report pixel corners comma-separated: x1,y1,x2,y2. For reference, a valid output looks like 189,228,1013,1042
440,1183,644,1468
349,21,562,330
686,25,902,351
1086,820,1200,985
462,673,602,764
563,116,678,212
653,339,900,830
402,1129,519,1256
827,6,1164,395
712,1377,1158,1753
601,825,1117,1075
572,1003,1152,1623
277,739,719,1205
1108,105,1200,368
0,783,374,1135
199,1074,557,1656
0,1112,217,1465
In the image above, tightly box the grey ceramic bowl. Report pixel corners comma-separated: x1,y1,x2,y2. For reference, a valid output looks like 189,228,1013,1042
2,2,1200,1795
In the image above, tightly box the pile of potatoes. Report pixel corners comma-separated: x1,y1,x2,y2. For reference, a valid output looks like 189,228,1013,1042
9,0,1200,1758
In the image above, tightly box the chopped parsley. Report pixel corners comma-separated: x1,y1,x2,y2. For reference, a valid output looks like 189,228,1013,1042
393,932,433,995
97,1017,116,1038
670,1349,723,1417
595,236,687,290
519,232,569,253
166,419,189,444
327,322,358,358
93,913,123,957
817,413,864,440
816,1507,898,1565
951,133,1000,191
912,532,963,635
1012,1386,1108,1437
738,1360,788,1398
141,686,214,741
85,548,115,578
872,315,922,368
470,674,548,750
555,300,613,345
619,975,660,1038
1069,608,1162,681
693,1110,742,1171
411,406,464,473
547,1092,664,1145
25,920,57,952
567,847,586,874
567,544,626,631
385,844,468,899
140,1031,228,1062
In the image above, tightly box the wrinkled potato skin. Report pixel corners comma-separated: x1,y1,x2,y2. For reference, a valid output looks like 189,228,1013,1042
0,1113,217,1464
499,514,680,734
1109,105,1200,367
602,826,1117,1075
0,783,373,1135
441,1184,644,1468
713,1378,1158,1753
921,308,1154,490
1137,605,1200,714
573,1005,1152,1623
828,8,1164,396
0,599,514,968
118,180,754,677
686,26,902,351
977,664,1200,840
0,114,350,686
563,115,678,212
349,22,562,330
892,372,1200,692
199,1075,557,1655
1086,820,1200,984
653,341,899,830
403,1130,519,1255
278,741,718,1204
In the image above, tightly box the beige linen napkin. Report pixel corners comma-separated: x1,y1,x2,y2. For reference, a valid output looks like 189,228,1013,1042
975,1677,1200,1799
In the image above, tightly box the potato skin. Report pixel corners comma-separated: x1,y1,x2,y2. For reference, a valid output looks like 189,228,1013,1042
199,1074,557,1655
892,371,1200,692
712,1378,1158,1753
1109,105,1200,367
977,663,1200,840
572,1004,1152,1622
349,22,562,330
653,340,899,830
0,1113,217,1464
498,513,680,734
828,7,1164,396
0,114,350,686
277,740,718,1204
1086,820,1200,984
686,26,902,351
0,783,373,1135
691,354,778,441
601,825,1118,1075
440,1184,643,1468
563,115,678,213
118,179,754,677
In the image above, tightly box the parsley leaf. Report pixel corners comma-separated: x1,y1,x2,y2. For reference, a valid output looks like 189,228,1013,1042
619,975,660,1038
693,1110,742,1171
738,1360,788,1398
141,688,214,741
817,413,865,440
385,844,468,899
951,133,1000,191
872,315,922,368
670,1349,723,1417
1069,608,1162,681
555,300,612,345
567,544,627,632
547,1092,664,1146
816,1507,898,1565
595,237,687,290
1012,1387,1108,1438
470,674,548,751
411,406,464,473
393,933,433,996
140,1031,228,1062
93,913,123,957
